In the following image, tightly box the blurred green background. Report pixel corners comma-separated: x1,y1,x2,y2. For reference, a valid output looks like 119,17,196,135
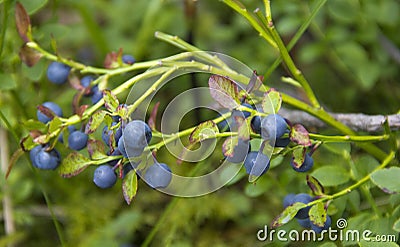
1,0,399,246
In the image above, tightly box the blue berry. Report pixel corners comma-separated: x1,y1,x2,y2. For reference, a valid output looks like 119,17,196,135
251,115,261,134
29,145,43,168
243,151,270,176
47,62,71,84
91,86,103,104
80,75,94,88
122,54,136,65
297,218,312,228
274,136,291,147
37,101,63,124
93,165,117,189
291,153,314,173
261,114,288,141
34,147,61,170
283,193,296,208
120,120,152,157
293,193,313,219
118,138,128,158
58,125,76,143
226,139,250,163
68,130,88,151
311,215,332,233
144,163,172,189
122,163,134,179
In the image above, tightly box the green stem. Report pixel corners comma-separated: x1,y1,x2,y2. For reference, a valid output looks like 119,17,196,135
361,186,381,216
309,133,389,143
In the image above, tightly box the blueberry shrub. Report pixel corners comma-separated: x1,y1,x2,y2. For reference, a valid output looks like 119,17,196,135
1,1,400,246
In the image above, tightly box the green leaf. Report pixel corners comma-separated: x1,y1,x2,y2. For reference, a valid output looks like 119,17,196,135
19,0,48,14
102,89,119,112
22,119,46,131
20,134,36,151
311,165,350,186
306,175,325,196
208,75,240,110
371,167,400,194
291,147,306,169
122,169,138,205
271,202,307,228
87,139,108,160
189,120,219,143
0,73,17,90
85,110,107,134
58,152,94,178
309,202,326,227
393,218,400,232
290,124,311,147
48,117,62,134
261,88,282,114
222,136,238,158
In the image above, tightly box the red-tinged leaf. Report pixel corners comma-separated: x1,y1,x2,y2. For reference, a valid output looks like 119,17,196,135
15,2,31,42
69,74,84,91
290,124,311,146
85,110,107,134
309,202,327,228
58,152,94,178
122,169,138,205
115,103,129,120
262,88,282,115
307,175,325,196
37,104,56,120
76,105,89,118
292,147,306,169
33,133,51,145
222,136,239,158
271,202,307,228
234,116,251,141
208,75,240,110
189,120,219,144
103,48,123,69
87,139,108,160
148,102,160,130
19,44,42,67
103,89,119,112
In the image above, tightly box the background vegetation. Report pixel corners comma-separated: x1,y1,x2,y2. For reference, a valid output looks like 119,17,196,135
1,0,399,246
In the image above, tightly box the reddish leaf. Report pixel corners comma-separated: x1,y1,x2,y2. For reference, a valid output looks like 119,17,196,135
122,169,138,205
37,104,56,120
69,74,84,91
291,147,306,169
208,75,240,110
290,124,311,147
19,44,42,67
15,2,31,42
76,105,89,118
234,116,251,141
104,48,123,69
189,120,219,144
222,136,239,158
245,70,263,93
148,102,160,130
87,139,107,160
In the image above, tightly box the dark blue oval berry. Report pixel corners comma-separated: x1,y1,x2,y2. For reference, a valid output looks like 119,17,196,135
34,147,61,170
122,54,136,65
261,114,288,141
144,163,172,189
93,165,117,189
91,86,103,104
251,115,261,134
291,153,314,173
293,193,313,219
47,62,71,84
68,130,88,151
311,215,331,233
243,151,270,176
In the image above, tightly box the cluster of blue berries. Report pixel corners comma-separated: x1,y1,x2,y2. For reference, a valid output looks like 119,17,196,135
283,193,332,233
30,57,172,191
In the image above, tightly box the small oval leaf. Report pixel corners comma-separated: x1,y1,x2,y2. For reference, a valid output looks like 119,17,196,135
15,2,31,42
271,202,307,228
122,169,138,205
189,120,219,144
262,88,282,115
371,167,400,194
290,124,311,147
309,202,326,227
103,89,119,112
208,75,240,110
306,175,325,196
58,152,94,178
85,110,107,134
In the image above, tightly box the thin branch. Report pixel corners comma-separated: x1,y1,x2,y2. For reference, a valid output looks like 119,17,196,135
279,108,400,133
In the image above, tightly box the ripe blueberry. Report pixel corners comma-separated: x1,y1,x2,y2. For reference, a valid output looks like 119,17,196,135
58,125,76,143
243,151,270,176
251,115,261,134
297,218,312,228
291,153,314,173
93,165,117,189
144,163,172,189
34,147,61,170
91,86,103,104
102,122,123,146
122,54,136,65
47,62,71,84
37,101,63,124
68,130,88,151
261,114,288,141
80,75,94,88
120,120,152,157
29,145,43,168
283,193,296,208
